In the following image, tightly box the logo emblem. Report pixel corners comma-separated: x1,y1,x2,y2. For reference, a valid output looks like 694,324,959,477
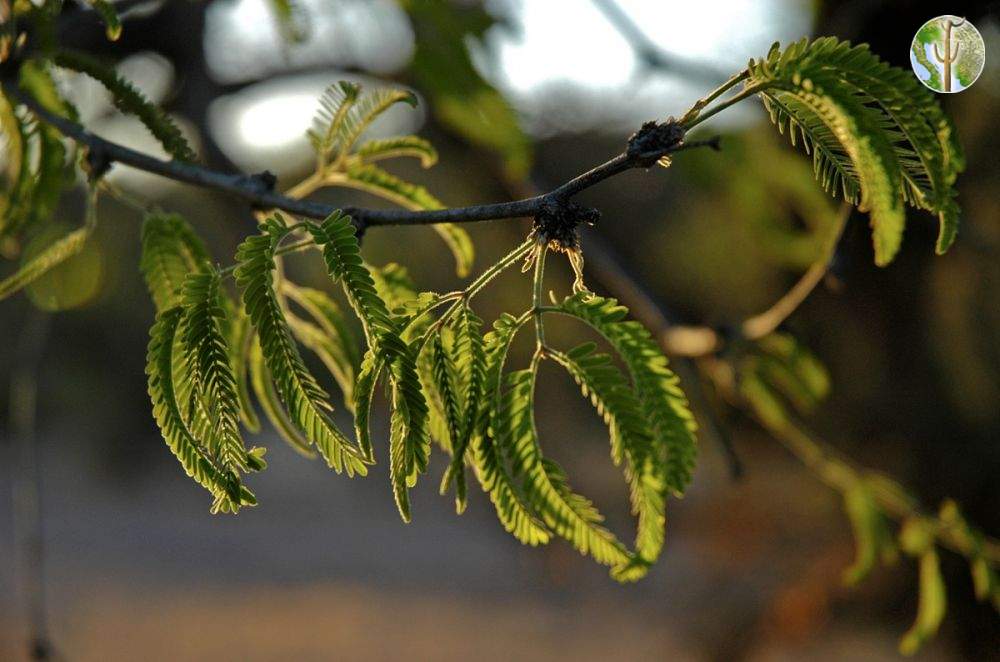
911,16,985,93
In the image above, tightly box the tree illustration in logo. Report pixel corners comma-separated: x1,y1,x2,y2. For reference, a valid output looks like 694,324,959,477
911,15,986,93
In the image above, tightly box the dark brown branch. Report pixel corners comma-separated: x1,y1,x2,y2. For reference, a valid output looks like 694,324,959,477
5,83,717,233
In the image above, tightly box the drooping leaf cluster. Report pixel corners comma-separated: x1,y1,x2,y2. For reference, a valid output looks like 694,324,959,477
683,37,964,266
306,81,473,278
1,8,197,302
1,11,995,636
726,330,999,653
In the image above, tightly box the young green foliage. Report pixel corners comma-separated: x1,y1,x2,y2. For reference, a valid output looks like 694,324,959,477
283,282,360,410
469,312,551,546
307,81,473,277
180,270,253,474
900,549,948,655
140,212,212,312
0,186,96,301
684,37,964,266
54,50,196,162
84,0,123,41
307,211,429,518
555,293,699,496
235,216,367,475
146,307,256,513
497,368,633,569
1,60,75,244
6,26,994,634
437,306,486,513
550,343,665,581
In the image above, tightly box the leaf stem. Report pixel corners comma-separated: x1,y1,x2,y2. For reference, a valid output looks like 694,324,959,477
682,82,767,130
741,202,851,340
532,245,548,350
679,69,751,125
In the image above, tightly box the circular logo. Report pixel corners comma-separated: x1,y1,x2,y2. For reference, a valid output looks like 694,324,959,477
910,16,985,93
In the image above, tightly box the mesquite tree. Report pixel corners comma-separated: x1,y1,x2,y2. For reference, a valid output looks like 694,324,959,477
1,2,996,656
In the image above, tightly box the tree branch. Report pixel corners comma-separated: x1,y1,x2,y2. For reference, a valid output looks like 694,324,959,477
740,203,851,340
590,0,729,83
5,83,717,233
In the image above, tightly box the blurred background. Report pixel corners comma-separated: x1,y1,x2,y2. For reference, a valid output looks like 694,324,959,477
1,0,998,659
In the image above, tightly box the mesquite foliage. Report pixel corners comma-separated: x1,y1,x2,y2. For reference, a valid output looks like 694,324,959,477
0,3,995,649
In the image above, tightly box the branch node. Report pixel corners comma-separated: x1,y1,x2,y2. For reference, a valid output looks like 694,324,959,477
83,145,111,181
248,170,278,194
351,216,368,239
530,198,600,253
627,119,686,167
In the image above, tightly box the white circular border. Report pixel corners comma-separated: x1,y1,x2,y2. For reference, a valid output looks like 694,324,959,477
910,15,985,94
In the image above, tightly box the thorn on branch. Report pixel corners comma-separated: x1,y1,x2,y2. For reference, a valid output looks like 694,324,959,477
627,119,686,167
531,198,600,253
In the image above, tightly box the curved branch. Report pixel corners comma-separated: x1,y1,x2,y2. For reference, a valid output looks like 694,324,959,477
741,203,851,340
5,83,716,232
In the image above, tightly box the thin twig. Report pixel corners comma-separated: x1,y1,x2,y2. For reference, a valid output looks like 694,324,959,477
701,358,1000,564
590,0,730,83
4,84,717,233
741,203,851,340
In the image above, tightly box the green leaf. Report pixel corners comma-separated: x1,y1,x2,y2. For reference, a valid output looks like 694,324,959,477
140,212,212,312
335,86,417,162
0,91,25,235
283,282,360,409
0,221,92,301
356,135,438,168
550,344,663,581
3,63,75,239
742,333,830,417
55,49,197,162
85,0,122,40
369,262,422,318
307,81,360,165
339,162,473,277
308,212,429,514
1,186,97,302
555,293,698,496
842,483,885,585
739,368,790,430
234,217,367,475
146,307,254,513
969,557,1000,611
470,313,550,546
351,350,382,462
497,368,632,568
226,305,261,433
429,332,462,458
248,338,316,458
745,38,964,265
180,270,251,473
439,306,485,513
899,549,947,655
389,386,414,522
309,82,416,167
18,60,73,228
